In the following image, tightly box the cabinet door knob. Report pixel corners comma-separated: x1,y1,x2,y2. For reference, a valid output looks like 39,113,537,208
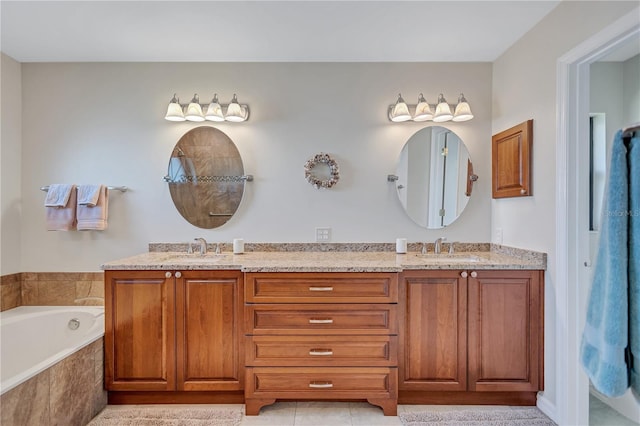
165,272,172,278
470,271,478,278
175,271,182,278
460,271,468,278
521,189,527,195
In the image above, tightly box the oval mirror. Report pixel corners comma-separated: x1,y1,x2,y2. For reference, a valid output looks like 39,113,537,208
166,126,246,229
394,126,475,229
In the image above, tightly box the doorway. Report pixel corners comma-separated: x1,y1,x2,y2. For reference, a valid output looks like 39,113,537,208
556,9,640,426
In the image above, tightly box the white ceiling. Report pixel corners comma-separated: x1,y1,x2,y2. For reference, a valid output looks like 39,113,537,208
1,0,563,62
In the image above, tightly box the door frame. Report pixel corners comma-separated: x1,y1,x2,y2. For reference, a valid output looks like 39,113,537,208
555,9,639,426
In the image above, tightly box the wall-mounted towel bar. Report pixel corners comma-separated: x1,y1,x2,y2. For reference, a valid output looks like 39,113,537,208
40,185,129,193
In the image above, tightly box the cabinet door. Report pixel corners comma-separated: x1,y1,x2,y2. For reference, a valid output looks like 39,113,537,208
176,270,244,391
468,270,543,392
105,271,176,391
399,271,467,391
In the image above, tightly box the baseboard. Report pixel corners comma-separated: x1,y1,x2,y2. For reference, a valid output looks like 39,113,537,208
536,392,557,424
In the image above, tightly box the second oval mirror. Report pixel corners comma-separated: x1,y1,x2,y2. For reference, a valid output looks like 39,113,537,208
165,126,247,229
394,126,475,229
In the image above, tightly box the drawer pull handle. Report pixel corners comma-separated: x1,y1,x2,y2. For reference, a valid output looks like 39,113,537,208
309,381,333,389
309,349,333,356
309,286,334,292
309,318,334,324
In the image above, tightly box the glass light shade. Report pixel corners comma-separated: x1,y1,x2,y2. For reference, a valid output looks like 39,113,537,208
413,93,433,122
225,94,246,122
433,94,453,122
452,94,474,122
185,94,205,122
205,94,225,122
165,94,185,121
390,94,411,122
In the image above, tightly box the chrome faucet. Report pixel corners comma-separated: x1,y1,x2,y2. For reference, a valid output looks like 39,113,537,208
194,237,207,255
434,237,446,255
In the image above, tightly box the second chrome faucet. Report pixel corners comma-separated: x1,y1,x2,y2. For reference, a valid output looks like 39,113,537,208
194,237,207,255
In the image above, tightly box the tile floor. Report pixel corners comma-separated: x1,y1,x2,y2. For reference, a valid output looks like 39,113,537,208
589,395,639,426
93,398,640,426
99,402,549,426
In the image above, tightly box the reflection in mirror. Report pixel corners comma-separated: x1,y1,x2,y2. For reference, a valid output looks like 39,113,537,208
395,126,474,229
166,126,246,229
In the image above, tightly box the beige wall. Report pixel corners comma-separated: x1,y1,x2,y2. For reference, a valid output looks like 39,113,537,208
492,0,639,417
19,62,492,272
1,53,22,275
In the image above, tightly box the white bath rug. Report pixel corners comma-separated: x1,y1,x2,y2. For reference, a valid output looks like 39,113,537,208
399,407,556,426
87,406,242,426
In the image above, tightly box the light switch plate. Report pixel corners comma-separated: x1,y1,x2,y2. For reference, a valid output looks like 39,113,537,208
316,227,331,242
495,227,503,244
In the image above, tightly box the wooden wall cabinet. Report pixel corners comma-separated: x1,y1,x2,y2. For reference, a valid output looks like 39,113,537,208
399,269,543,405
105,270,244,396
492,120,533,198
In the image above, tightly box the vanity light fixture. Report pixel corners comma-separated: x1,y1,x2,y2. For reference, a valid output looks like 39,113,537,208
185,94,205,122
204,94,225,122
389,94,412,122
165,93,250,122
388,92,473,123
165,94,186,121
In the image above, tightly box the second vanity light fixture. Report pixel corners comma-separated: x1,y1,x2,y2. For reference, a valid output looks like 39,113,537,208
388,93,473,123
165,93,250,122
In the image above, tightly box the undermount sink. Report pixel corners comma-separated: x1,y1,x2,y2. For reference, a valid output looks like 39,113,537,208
414,254,486,263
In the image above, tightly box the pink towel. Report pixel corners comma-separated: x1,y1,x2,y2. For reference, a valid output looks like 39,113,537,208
45,185,77,231
77,185,108,231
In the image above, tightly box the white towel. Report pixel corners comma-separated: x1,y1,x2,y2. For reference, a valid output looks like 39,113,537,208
77,185,108,231
45,184,77,231
44,184,73,207
77,184,101,206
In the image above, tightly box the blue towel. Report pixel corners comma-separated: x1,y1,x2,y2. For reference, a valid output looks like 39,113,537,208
580,129,630,397
628,134,640,395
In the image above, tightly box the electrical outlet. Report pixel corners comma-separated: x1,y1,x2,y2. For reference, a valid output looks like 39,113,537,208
495,227,503,244
316,227,331,242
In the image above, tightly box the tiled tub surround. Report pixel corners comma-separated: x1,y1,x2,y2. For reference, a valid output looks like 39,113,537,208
0,307,107,426
109,242,546,271
0,272,104,312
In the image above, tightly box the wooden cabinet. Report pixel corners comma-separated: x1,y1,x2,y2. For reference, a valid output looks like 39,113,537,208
244,272,398,416
105,270,244,396
468,270,544,392
492,119,533,198
399,269,543,405
105,271,176,391
399,270,467,392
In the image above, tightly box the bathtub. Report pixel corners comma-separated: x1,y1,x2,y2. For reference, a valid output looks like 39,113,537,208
0,305,105,395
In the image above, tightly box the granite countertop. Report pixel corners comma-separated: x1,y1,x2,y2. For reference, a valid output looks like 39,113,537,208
101,243,546,272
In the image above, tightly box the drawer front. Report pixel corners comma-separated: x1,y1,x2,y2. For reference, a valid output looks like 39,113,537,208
246,304,397,335
245,273,398,303
246,367,397,398
247,335,397,366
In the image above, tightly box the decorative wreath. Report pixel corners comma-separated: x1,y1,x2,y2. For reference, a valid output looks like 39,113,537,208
304,153,340,189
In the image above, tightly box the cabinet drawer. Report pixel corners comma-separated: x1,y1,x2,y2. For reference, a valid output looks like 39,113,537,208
247,335,397,366
246,304,397,335
246,367,397,398
245,273,398,303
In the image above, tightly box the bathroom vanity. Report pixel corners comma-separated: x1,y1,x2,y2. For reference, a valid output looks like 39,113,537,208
102,245,545,415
